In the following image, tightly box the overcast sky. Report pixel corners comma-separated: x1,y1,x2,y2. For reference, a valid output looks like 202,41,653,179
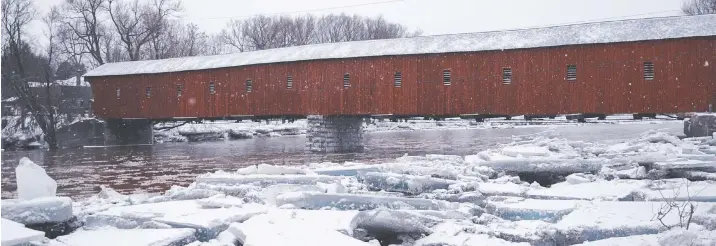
33,0,685,37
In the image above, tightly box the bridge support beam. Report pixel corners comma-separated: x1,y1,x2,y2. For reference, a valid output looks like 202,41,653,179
306,115,364,153
104,119,154,145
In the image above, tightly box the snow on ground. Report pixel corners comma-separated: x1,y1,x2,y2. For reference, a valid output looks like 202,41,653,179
2,129,715,245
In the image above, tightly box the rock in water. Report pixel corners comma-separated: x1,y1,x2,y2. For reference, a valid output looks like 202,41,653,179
16,157,57,200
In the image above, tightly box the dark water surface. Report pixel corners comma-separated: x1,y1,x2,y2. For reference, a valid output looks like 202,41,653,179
1,122,681,199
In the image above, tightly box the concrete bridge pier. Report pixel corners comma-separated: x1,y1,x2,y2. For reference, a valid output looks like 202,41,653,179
104,119,154,145
306,115,364,153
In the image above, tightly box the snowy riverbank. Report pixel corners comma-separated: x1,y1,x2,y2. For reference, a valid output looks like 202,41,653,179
154,115,678,143
2,129,716,245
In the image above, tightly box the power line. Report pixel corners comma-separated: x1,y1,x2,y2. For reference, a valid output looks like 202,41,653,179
190,0,407,21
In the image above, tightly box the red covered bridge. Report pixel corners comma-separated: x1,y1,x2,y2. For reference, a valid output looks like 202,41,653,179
85,15,716,121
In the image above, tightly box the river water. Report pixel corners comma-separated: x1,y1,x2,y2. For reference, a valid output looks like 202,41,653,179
1,122,682,199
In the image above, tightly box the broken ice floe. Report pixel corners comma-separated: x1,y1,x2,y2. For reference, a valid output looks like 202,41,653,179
5,129,716,245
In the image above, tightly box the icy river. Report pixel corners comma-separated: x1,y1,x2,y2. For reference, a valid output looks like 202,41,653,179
1,122,682,199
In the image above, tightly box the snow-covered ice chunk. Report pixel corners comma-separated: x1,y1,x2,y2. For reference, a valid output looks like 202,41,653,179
85,200,203,229
312,165,381,177
237,164,307,175
555,201,714,244
477,182,529,196
257,184,325,205
2,197,74,224
56,228,196,246
196,194,245,208
354,209,443,236
196,173,343,187
486,197,584,222
565,173,595,184
154,204,267,241
501,145,551,157
573,234,658,246
381,155,468,180
146,185,222,203
415,191,485,205
479,158,602,175
16,157,57,200
2,218,45,246
276,191,456,210
359,172,463,195
253,209,360,236
527,179,649,200
573,227,716,246
414,221,529,246
653,159,716,170
638,180,716,202
235,214,371,246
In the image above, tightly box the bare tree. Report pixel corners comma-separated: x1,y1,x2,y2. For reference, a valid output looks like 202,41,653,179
62,0,107,66
2,0,61,149
289,15,316,46
39,7,64,149
242,15,280,50
653,179,698,230
107,0,179,61
220,19,248,52
682,0,716,15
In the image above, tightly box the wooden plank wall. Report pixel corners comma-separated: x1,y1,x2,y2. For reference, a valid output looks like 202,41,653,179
89,37,716,119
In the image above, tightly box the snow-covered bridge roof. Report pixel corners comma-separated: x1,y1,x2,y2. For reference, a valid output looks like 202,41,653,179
85,14,716,77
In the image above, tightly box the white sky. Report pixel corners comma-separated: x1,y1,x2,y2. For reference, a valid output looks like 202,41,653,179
32,0,684,39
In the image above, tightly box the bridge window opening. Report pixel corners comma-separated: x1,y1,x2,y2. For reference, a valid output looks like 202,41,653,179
116,88,120,99
502,68,512,84
145,87,151,98
566,65,577,81
343,73,350,88
643,62,654,80
209,82,216,94
287,75,293,89
443,70,451,85
177,85,183,97
394,72,402,87
246,79,253,92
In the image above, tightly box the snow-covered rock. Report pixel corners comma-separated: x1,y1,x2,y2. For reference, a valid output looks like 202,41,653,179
16,157,57,200
2,218,45,246
56,228,197,246
2,197,74,224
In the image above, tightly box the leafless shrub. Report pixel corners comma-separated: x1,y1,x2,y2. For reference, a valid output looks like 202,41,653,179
652,179,697,230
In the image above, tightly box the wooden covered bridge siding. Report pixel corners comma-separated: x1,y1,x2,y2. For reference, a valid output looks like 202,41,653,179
89,37,715,120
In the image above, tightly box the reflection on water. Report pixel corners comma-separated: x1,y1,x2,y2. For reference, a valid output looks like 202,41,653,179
1,122,681,199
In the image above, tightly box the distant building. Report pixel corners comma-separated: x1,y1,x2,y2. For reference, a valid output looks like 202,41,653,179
2,76,93,118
